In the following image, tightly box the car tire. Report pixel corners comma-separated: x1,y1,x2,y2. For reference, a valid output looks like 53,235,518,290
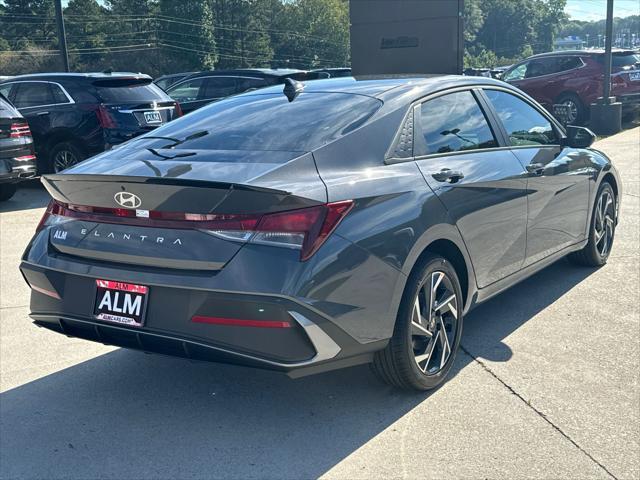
371,254,464,391
569,182,616,267
556,93,586,125
0,183,17,201
48,141,85,173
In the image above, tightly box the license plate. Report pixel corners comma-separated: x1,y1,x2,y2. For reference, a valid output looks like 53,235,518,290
630,72,640,82
94,279,149,327
143,111,162,124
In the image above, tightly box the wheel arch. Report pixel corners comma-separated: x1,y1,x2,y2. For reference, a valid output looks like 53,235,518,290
46,129,86,157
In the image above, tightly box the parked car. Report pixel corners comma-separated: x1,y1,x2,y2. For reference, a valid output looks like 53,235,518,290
0,73,181,173
165,68,320,114
502,49,640,124
311,67,352,78
0,93,36,201
21,76,620,391
154,72,196,92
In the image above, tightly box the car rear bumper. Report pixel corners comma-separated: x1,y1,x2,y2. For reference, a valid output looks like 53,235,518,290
20,260,385,377
0,157,37,182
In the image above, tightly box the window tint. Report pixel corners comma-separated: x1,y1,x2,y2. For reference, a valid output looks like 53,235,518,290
597,53,640,67
524,58,555,78
50,84,70,104
133,92,382,152
418,91,497,155
484,90,558,146
236,77,270,93
167,78,205,102
203,77,237,99
96,83,167,103
555,56,582,73
13,82,57,108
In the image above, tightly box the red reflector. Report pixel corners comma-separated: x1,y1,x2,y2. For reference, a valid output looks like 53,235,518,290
174,102,183,117
191,316,291,329
14,154,36,161
96,105,117,128
30,284,61,300
96,279,148,294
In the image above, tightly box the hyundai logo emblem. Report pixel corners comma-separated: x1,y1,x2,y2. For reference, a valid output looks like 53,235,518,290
114,191,142,209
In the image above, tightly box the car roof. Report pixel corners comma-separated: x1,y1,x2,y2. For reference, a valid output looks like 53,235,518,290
528,48,637,59
0,72,151,83
179,68,306,80
239,75,514,103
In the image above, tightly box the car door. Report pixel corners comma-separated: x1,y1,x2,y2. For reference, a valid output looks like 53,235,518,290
482,88,591,266
413,89,529,288
503,58,558,110
10,81,76,162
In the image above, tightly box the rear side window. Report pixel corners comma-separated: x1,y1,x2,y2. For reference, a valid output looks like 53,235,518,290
167,78,205,103
236,77,271,93
417,91,497,155
95,81,167,103
203,77,237,99
484,90,558,146
556,56,583,73
136,92,382,152
12,82,58,108
598,53,640,67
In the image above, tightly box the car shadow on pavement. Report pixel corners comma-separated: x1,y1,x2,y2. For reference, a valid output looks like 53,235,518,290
0,180,50,213
0,259,597,480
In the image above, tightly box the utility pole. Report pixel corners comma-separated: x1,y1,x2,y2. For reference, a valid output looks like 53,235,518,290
54,0,70,72
591,0,622,135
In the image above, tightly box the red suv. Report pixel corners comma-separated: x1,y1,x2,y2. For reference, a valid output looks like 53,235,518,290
502,49,640,124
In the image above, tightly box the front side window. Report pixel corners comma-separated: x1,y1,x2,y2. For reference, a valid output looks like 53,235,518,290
167,78,206,103
13,82,57,108
503,63,528,82
418,91,497,155
484,90,558,146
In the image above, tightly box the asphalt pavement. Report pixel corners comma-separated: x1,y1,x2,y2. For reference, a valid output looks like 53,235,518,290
1,128,638,479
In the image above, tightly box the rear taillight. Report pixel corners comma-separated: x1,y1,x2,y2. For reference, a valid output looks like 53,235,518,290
96,105,117,128
174,102,183,117
10,122,31,138
35,199,354,261
14,154,36,161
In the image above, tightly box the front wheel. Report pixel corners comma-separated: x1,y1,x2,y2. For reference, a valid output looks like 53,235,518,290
372,254,463,391
569,182,616,267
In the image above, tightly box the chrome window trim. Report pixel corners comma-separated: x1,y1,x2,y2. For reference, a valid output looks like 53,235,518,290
2,80,75,109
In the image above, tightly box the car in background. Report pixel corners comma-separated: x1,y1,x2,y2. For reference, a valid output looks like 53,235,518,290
154,72,196,92
502,49,640,124
0,93,36,201
311,68,352,78
0,73,181,173
165,68,323,114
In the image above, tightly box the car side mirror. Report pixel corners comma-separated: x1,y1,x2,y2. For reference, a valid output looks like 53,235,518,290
562,125,596,149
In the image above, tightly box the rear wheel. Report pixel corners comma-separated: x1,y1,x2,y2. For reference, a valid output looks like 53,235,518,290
556,93,586,125
0,183,17,201
569,182,616,267
48,142,85,173
372,254,463,391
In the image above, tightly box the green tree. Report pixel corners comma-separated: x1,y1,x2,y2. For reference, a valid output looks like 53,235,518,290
64,0,109,71
158,0,217,72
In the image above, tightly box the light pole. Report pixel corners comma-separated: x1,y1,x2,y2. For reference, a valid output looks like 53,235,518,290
54,0,70,72
590,0,622,135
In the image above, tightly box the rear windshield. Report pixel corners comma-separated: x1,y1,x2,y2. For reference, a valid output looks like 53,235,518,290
96,82,168,103
137,92,382,152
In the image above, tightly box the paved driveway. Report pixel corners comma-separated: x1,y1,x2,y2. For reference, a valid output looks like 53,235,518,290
1,129,638,479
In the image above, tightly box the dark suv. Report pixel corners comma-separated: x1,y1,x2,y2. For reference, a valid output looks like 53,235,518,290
0,73,181,173
0,93,36,201
502,49,640,124
165,69,325,114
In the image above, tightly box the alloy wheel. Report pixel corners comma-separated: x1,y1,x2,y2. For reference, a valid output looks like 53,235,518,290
561,100,579,124
595,189,615,257
53,150,79,173
411,270,459,375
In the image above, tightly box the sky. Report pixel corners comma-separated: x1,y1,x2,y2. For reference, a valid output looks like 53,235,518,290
565,0,640,21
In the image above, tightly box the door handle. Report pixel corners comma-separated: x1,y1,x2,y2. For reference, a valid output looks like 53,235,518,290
431,168,464,183
36,111,50,116
526,162,545,175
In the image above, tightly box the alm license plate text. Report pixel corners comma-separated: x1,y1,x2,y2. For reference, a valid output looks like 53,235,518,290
144,111,162,124
94,279,149,327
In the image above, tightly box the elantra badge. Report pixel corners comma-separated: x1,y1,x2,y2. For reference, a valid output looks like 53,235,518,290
114,191,142,209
